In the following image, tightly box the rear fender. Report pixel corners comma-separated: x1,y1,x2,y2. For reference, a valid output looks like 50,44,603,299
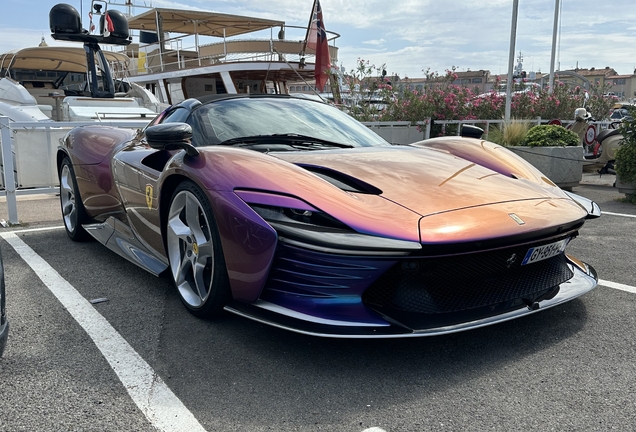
60,125,137,166
412,136,565,192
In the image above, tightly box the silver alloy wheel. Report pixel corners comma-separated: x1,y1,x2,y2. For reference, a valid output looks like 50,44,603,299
60,164,78,233
167,189,215,308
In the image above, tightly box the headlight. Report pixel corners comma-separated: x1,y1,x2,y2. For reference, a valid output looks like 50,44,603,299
251,204,351,232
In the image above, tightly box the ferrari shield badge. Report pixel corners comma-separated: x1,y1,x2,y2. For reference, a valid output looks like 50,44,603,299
146,184,153,210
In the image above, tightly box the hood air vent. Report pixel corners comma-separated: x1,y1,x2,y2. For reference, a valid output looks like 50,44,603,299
297,164,383,195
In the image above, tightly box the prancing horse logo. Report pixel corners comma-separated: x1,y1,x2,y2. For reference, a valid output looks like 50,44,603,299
506,253,517,268
145,184,153,210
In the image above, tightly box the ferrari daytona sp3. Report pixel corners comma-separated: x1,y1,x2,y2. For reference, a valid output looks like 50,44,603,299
57,94,600,338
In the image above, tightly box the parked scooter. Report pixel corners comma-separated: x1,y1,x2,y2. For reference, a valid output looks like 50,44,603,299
568,107,622,173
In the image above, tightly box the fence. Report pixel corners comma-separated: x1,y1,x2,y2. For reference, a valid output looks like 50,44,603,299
362,118,616,145
362,121,431,144
0,117,150,224
431,118,616,141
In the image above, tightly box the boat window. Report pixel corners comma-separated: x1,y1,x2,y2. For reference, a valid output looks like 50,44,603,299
165,82,185,105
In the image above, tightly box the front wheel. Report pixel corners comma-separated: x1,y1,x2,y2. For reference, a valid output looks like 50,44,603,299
166,181,231,318
59,157,90,241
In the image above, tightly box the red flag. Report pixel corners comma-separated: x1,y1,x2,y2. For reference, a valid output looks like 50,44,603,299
307,0,331,92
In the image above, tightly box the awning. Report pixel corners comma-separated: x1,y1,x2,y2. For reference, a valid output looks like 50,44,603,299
126,8,284,38
0,46,129,73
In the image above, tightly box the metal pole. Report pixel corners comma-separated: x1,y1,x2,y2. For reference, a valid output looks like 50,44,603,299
505,0,519,123
0,116,18,224
193,20,201,67
548,0,561,93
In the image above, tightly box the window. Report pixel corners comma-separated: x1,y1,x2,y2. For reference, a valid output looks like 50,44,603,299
472,78,483,84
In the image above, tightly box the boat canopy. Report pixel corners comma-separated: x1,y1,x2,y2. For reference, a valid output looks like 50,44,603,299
126,8,284,38
0,46,129,73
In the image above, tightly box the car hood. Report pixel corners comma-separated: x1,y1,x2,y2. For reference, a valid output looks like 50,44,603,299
275,145,569,217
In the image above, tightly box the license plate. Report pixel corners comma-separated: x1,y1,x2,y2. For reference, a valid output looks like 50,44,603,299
521,238,569,266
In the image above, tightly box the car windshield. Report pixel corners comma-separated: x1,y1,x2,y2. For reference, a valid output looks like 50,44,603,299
610,108,629,119
189,97,390,148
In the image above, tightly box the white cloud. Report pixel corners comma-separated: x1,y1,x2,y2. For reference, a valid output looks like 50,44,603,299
363,39,386,46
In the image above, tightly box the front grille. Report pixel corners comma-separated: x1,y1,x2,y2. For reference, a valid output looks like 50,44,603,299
362,240,574,315
262,242,397,298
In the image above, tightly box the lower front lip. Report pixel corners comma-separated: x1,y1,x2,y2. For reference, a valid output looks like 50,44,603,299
223,256,598,338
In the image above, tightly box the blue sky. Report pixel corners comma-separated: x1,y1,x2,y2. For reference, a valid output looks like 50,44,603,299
1,0,635,78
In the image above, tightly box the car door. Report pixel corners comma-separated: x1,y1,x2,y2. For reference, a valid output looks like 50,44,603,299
112,106,192,257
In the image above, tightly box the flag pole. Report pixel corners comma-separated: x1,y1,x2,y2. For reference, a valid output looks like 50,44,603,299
504,0,519,123
548,0,561,94
302,0,317,55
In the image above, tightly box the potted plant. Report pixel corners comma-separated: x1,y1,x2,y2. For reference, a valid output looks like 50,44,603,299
615,107,636,200
505,124,583,191
487,120,529,146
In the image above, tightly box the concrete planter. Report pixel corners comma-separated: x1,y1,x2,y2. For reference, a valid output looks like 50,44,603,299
616,173,636,195
508,146,583,191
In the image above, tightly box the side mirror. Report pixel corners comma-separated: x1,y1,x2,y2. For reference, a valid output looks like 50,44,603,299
461,124,484,139
145,123,199,156
564,191,601,219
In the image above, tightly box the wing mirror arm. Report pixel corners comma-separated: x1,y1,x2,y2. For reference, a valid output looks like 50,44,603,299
163,142,199,157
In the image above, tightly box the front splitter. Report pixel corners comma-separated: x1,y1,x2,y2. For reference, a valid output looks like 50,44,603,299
224,258,598,338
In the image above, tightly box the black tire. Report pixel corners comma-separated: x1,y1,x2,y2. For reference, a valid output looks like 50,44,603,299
59,157,90,241
165,181,231,318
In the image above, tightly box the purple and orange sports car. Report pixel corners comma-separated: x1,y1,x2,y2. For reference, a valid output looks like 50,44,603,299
57,94,600,337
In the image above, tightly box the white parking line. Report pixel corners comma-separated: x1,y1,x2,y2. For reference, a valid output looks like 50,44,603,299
0,232,207,432
599,279,636,294
602,211,636,219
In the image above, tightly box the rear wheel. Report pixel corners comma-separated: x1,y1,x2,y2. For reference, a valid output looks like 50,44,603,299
59,157,90,241
166,181,230,318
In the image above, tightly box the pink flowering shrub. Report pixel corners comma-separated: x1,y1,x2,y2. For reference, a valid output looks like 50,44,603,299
341,62,617,133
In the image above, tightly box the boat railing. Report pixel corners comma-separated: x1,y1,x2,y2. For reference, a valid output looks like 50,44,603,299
116,25,339,77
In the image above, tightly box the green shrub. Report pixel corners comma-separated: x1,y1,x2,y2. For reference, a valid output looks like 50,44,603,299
521,124,580,147
615,145,636,184
616,107,636,186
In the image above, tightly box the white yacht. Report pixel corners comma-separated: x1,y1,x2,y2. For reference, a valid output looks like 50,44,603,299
109,3,340,105
0,4,163,122
0,0,340,121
